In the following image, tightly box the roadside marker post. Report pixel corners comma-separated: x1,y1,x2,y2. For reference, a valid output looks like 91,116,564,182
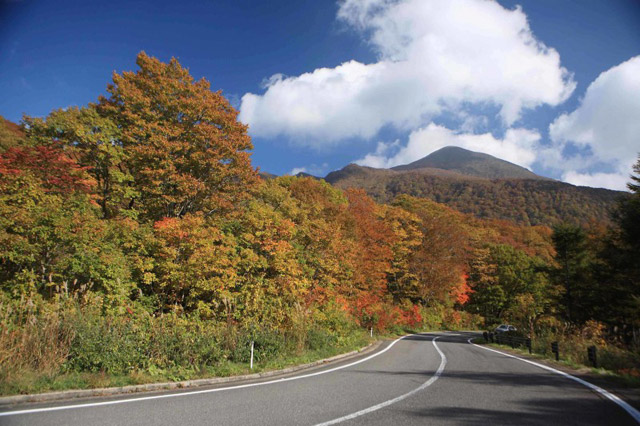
551,341,559,361
250,341,255,370
588,345,598,368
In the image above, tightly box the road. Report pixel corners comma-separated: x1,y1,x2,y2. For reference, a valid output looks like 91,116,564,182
1,332,637,426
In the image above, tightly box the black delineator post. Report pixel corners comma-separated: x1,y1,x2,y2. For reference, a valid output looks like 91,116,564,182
526,338,532,354
483,331,489,342
587,345,598,368
551,341,559,361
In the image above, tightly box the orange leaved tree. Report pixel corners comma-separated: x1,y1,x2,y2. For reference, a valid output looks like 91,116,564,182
99,52,258,221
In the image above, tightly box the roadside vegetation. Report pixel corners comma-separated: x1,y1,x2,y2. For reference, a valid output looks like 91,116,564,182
0,52,638,395
475,324,640,389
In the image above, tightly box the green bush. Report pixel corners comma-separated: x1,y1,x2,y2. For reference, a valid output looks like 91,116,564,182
66,314,148,375
306,327,337,351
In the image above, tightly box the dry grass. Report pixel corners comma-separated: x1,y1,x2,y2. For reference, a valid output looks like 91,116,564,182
0,296,74,382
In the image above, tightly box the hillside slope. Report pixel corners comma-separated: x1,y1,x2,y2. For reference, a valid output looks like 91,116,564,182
392,146,545,180
325,163,624,226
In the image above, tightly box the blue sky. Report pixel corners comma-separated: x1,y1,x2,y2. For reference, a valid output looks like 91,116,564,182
1,0,639,189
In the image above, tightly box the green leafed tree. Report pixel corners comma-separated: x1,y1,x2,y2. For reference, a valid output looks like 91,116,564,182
467,244,553,329
596,154,640,338
551,223,596,323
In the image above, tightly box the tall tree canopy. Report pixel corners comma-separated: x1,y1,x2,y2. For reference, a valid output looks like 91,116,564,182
24,107,127,219
0,116,25,152
596,155,640,333
551,223,593,323
98,52,258,220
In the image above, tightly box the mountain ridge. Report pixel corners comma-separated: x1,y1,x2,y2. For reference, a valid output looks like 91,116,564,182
391,146,547,180
323,147,625,226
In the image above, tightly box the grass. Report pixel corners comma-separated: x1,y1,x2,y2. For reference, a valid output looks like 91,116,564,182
0,325,432,397
0,330,376,397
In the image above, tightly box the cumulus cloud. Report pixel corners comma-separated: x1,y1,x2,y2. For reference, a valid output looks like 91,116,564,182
288,163,329,176
240,0,575,146
548,56,640,191
562,171,631,191
356,123,541,170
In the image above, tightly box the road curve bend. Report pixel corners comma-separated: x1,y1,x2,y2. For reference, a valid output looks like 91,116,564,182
0,332,637,426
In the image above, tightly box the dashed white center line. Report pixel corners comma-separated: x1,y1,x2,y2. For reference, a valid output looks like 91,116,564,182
314,336,446,426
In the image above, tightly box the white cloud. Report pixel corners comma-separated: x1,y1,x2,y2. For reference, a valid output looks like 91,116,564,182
562,171,630,191
548,56,640,191
356,123,541,170
550,56,640,164
288,163,329,176
240,0,575,146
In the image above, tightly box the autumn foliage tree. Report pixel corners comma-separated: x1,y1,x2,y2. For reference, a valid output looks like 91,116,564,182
0,143,136,301
98,52,258,220
24,107,128,219
392,195,470,307
343,189,396,326
0,116,25,152
5,51,597,389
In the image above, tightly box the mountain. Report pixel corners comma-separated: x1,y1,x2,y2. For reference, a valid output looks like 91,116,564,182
0,116,25,152
391,146,545,180
294,172,320,179
259,171,320,180
325,147,626,226
259,171,278,180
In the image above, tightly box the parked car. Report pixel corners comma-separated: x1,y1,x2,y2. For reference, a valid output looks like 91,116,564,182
494,324,517,334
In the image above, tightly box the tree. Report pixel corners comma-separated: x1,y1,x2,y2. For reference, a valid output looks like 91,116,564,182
551,223,593,323
0,146,134,302
278,176,351,307
392,195,469,307
381,204,422,303
596,154,640,339
615,155,640,251
466,247,503,324
467,244,553,329
98,52,258,220
24,107,130,219
0,145,95,195
0,116,25,152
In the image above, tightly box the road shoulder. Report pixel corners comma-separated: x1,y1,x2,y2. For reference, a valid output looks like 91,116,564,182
471,338,640,412
0,339,384,408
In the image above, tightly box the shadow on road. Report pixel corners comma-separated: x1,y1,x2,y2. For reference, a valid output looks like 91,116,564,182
396,395,635,426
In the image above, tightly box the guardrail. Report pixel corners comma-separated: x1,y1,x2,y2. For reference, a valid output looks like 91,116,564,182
482,331,599,368
483,331,532,353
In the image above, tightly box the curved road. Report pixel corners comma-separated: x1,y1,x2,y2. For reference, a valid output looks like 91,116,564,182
1,332,637,425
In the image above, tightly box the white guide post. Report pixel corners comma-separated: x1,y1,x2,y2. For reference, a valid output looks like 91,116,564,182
250,340,255,369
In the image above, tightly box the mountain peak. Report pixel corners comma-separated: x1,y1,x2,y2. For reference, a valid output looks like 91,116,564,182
391,146,545,180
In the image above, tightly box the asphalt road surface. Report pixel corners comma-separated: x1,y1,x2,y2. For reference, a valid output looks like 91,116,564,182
1,331,638,426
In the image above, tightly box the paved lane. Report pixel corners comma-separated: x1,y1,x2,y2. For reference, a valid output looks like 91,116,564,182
343,332,638,426
0,332,636,426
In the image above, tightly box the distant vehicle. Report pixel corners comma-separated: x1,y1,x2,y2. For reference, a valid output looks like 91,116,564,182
494,324,517,334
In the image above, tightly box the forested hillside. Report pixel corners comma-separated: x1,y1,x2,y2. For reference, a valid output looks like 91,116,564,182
392,146,545,180
1,53,638,395
325,163,624,226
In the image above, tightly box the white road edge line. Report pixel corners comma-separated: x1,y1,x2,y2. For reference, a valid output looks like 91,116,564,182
314,336,446,426
0,333,422,417
468,337,640,424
